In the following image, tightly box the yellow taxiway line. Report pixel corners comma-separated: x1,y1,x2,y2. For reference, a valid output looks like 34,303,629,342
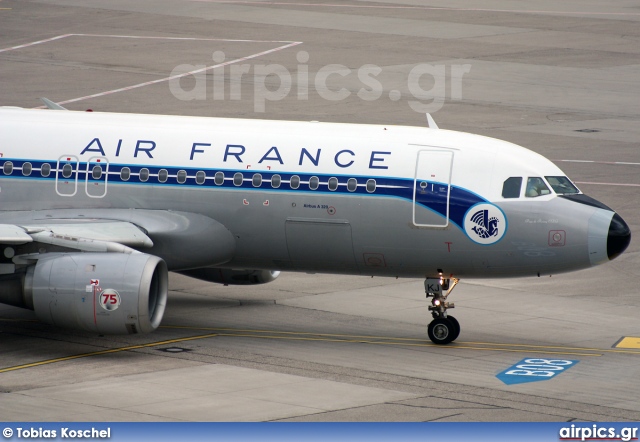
0,333,218,374
4,324,640,374
204,332,603,357
164,325,640,356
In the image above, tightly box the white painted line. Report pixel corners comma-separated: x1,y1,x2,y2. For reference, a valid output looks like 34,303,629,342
575,182,640,187
9,34,303,108
0,34,72,53
71,33,297,44
0,33,296,54
558,160,640,186
187,0,640,16
53,41,302,106
554,160,640,166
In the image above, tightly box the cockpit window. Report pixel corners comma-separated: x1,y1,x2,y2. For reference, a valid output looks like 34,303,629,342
545,176,580,195
502,177,522,198
525,177,551,198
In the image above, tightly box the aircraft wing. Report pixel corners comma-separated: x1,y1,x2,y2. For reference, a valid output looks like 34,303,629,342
5,221,153,247
0,224,34,244
0,209,236,270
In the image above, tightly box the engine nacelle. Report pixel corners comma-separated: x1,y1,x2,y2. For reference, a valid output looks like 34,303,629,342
23,253,168,334
179,268,280,285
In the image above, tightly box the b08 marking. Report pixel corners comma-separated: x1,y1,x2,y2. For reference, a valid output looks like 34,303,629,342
99,289,121,311
496,358,578,385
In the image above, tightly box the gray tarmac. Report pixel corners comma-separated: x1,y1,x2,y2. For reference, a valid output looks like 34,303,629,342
1,0,640,422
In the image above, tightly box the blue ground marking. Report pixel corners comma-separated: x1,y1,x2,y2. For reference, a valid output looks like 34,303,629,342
496,358,579,385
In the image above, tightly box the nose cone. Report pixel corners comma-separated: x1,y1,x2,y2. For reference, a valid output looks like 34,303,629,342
608,212,631,260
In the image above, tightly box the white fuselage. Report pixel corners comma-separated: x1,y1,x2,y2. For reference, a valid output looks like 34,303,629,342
0,108,629,278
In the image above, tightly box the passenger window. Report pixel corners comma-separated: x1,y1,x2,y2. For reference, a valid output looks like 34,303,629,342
328,177,338,191
3,161,12,175
271,174,281,188
214,171,224,185
366,179,376,193
177,170,187,184
309,176,319,190
120,167,130,181
525,177,551,197
347,178,357,192
290,175,300,189
22,162,32,176
139,168,149,182
502,177,522,198
62,163,73,178
92,165,102,180
158,169,168,183
233,172,243,186
545,176,579,195
252,173,262,187
195,171,206,185
41,163,51,177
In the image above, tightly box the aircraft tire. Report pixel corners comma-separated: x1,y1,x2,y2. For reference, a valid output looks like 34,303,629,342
428,318,456,345
446,315,460,341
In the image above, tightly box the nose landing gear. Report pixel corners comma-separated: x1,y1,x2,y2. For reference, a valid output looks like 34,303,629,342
425,276,460,345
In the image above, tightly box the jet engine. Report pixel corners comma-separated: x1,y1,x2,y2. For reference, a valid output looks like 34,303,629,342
0,253,167,334
179,268,280,285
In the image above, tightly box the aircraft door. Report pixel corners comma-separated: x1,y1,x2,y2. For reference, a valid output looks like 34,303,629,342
55,155,79,197
85,156,109,198
413,149,454,227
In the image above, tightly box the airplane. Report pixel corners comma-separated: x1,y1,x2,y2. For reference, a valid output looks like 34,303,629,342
0,101,631,345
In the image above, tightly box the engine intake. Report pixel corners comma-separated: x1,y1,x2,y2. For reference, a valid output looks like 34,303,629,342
15,253,168,334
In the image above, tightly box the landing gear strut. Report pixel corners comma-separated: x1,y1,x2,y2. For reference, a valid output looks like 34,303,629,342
425,275,460,345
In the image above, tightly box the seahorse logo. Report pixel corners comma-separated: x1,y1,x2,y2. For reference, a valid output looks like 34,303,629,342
464,204,507,245
470,209,499,239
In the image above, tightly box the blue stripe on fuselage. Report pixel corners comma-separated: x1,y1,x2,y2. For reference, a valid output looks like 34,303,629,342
0,158,487,231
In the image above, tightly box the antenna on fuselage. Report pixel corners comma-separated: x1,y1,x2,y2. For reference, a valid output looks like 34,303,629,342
39,97,67,111
426,113,439,129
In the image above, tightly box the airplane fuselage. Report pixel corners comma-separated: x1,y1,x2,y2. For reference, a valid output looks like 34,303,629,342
0,108,630,279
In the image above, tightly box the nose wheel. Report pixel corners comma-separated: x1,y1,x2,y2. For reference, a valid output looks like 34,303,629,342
425,276,460,345
427,316,460,345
